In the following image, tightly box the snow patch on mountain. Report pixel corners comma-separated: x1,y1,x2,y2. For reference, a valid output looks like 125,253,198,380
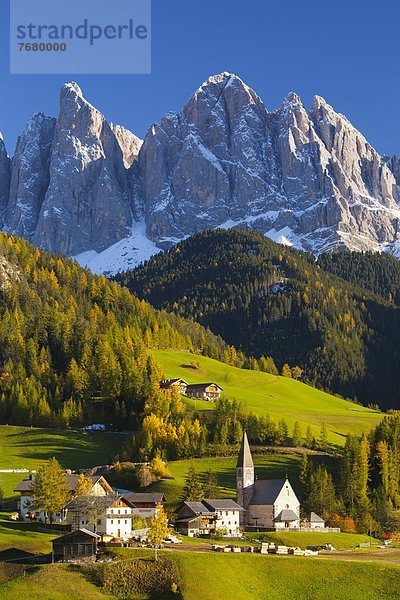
74,220,160,275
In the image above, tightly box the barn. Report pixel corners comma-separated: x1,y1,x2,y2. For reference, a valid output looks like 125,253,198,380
52,528,100,562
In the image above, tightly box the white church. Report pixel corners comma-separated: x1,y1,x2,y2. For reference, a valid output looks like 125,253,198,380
236,431,302,529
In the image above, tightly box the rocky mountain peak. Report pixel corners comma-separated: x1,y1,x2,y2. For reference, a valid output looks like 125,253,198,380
31,83,133,256
3,113,55,237
2,73,400,274
112,124,142,168
0,133,11,223
61,81,84,100
281,91,303,108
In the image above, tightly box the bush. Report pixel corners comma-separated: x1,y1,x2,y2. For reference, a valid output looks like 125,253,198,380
99,557,181,598
328,514,356,533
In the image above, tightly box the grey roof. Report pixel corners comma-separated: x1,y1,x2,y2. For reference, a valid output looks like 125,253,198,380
274,509,299,522
186,382,223,391
310,512,325,523
236,431,253,469
249,479,287,505
183,501,214,516
175,516,201,524
124,492,166,504
14,474,108,493
203,499,244,512
65,494,134,512
53,528,101,543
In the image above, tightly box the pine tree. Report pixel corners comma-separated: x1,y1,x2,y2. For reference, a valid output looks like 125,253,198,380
306,466,337,519
31,458,70,523
354,435,370,506
319,423,328,451
277,419,289,445
376,440,390,495
203,470,220,498
181,464,204,502
291,421,302,447
305,425,315,449
199,425,208,456
218,421,229,445
232,420,243,444
299,454,309,494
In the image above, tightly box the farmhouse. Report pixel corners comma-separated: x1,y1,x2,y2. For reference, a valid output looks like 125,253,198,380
14,473,113,522
65,491,166,540
236,432,301,529
185,382,223,401
52,528,100,563
175,499,243,537
123,492,166,519
159,378,188,394
65,494,135,540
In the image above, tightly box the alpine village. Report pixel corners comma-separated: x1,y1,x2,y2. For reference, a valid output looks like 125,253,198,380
2,17,400,600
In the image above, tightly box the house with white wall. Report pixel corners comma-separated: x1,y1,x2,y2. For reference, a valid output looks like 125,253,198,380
65,494,135,540
175,499,243,537
14,473,113,522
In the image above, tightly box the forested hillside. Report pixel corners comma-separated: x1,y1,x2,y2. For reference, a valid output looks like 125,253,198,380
0,233,230,428
318,250,400,305
117,228,400,410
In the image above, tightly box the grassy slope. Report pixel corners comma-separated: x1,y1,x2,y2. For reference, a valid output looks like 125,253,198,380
153,349,382,444
0,564,111,600
0,426,126,498
2,552,400,600
174,553,400,600
0,517,56,554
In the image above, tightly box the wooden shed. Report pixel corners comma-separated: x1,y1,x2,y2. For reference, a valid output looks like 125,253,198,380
52,528,100,562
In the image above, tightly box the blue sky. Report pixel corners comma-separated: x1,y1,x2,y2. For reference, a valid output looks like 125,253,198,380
0,0,399,156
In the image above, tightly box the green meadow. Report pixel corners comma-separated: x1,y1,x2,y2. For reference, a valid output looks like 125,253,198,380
0,563,112,599
1,553,399,600
0,426,126,498
153,349,382,445
174,552,400,600
0,516,55,556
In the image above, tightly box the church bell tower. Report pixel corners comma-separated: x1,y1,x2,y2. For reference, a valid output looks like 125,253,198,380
236,431,254,511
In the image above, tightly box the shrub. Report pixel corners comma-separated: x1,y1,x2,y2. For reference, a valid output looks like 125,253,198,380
99,557,181,598
328,514,356,533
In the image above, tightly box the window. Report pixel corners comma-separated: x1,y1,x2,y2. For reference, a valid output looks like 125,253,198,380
125,520,128,524
97,519,102,525
285,504,289,509
118,520,120,524
225,511,228,516
110,520,114,524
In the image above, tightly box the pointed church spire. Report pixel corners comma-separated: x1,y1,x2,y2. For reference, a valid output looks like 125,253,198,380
236,430,253,469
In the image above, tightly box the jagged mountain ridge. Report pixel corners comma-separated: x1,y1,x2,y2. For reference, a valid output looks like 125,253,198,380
0,72,400,273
